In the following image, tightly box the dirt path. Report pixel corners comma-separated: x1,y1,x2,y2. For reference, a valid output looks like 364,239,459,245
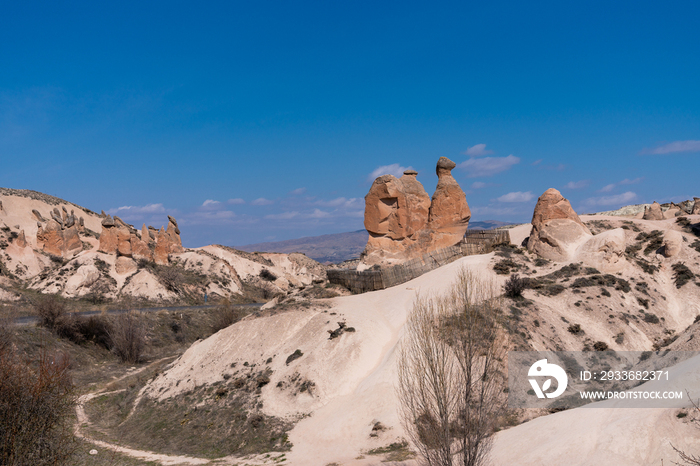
74,357,212,465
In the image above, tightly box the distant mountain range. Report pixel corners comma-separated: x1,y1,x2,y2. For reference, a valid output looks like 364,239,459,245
237,220,513,264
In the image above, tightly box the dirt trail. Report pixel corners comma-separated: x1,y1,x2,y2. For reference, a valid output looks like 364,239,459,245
74,357,212,465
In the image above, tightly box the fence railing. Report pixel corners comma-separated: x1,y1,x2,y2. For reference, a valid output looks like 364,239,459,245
328,229,511,293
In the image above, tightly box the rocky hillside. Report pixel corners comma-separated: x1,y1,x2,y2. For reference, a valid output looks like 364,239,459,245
118,190,700,465
0,188,329,304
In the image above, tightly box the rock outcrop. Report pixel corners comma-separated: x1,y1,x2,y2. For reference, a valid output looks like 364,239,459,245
662,230,683,257
643,202,664,220
428,157,472,248
693,198,700,215
36,217,82,258
15,230,27,248
527,188,592,261
361,157,470,267
98,214,183,265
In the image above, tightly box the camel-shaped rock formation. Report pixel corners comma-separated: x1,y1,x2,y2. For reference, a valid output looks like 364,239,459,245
360,157,471,267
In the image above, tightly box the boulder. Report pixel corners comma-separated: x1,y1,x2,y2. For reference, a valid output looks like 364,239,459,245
577,228,626,273
116,226,132,257
63,264,100,295
693,198,700,215
115,256,137,275
527,188,592,261
643,202,664,220
15,230,27,248
662,230,683,257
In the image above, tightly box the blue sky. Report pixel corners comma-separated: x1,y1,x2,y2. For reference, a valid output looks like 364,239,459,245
1,1,699,247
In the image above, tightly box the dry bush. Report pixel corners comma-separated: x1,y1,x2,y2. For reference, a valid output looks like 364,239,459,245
0,347,76,465
34,294,73,334
504,274,527,299
397,268,507,466
211,302,245,333
108,311,147,364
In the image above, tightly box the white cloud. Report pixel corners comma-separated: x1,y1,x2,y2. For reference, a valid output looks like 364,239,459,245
265,211,299,220
597,177,642,193
564,180,589,190
471,181,489,189
532,159,543,166
464,143,493,156
582,191,637,206
251,198,274,206
645,140,700,155
315,197,362,208
309,209,331,219
289,187,307,195
109,203,165,215
458,155,520,177
367,164,413,182
497,191,534,203
619,177,643,185
227,198,245,205
201,199,222,210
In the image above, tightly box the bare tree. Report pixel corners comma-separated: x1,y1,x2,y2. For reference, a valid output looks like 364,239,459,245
108,311,147,364
673,391,700,465
397,268,507,466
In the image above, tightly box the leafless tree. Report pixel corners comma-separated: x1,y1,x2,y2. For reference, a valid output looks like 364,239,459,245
397,268,507,466
108,311,147,364
673,391,700,465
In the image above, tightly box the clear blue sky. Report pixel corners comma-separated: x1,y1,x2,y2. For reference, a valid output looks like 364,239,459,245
2,1,699,247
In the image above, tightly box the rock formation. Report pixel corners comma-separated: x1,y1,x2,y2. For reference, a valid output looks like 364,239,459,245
643,202,664,220
693,198,700,215
662,230,683,257
36,215,82,258
361,157,470,267
527,188,592,261
15,230,27,248
98,214,183,265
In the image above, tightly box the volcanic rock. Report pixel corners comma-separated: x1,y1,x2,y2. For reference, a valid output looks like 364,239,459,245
643,202,664,220
361,158,470,267
15,230,27,248
115,256,137,275
527,188,592,261
428,157,471,248
662,230,683,257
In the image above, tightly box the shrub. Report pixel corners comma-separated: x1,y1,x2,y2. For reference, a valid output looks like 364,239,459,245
593,341,609,351
285,349,303,365
493,259,519,275
259,269,277,281
672,263,695,288
0,348,76,465
567,324,582,335
108,312,147,364
504,274,527,298
211,305,245,333
643,313,660,324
